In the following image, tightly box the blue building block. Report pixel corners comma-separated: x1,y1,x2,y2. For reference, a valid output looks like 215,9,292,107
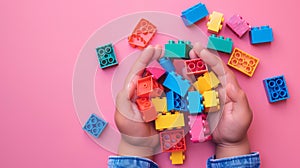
166,91,188,112
83,114,108,138
187,91,204,114
96,43,118,69
163,72,191,97
250,25,274,44
207,34,233,54
181,3,209,26
159,57,175,72
164,40,192,59
263,75,290,103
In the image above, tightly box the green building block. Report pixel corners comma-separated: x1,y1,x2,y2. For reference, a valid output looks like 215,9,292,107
207,35,233,54
164,40,192,59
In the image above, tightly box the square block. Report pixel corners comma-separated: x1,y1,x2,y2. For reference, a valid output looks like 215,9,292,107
194,71,220,93
263,75,290,103
181,2,209,26
128,18,157,48
185,58,208,75
96,43,118,69
160,129,186,152
83,114,107,138
207,34,233,54
250,25,274,44
202,90,220,112
226,14,250,38
170,151,185,165
136,97,157,122
207,11,224,34
152,97,168,113
228,48,259,77
164,40,192,59
166,91,188,112
137,76,163,97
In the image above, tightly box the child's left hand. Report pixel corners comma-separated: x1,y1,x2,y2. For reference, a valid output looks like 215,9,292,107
114,45,163,160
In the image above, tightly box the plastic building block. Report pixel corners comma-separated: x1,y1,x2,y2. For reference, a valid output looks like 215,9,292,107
207,34,233,54
163,72,191,97
166,91,188,112
155,112,185,131
181,3,209,26
83,114,108,138
263,75,290,103
228,48,259,77
145,66,166,80
164,40,192,59
194,71,220,94
207,11,224,34
188,114,212,142
250,25,274,44
202,90,220,112
184,58,208,75
96,43,118,69
187,91,204,114
226,14,250,38
128,18,157,48
136,97,157,122
160,129,186,152
151,97,168,113
137,76,163,97
170,151,185,165
159,57,175,72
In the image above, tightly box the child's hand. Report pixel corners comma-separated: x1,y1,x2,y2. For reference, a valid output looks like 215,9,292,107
114,45,163,160
191,43,253,159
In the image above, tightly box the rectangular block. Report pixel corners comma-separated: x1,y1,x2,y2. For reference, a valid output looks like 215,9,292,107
164,40,192,59
250,25,274,44
263,75,290,103
228,48,259,77
151,97,168,113
185,58,208,75
96,43,118,69
155,112,185,131
207,11,224,34
137,76,163,97
181,3,209,26
226,14,250,38
166,91,188,112
163,72,191,97
145,66,166,80
188,114,212,142
128,18,157,48
202,90,220,112
170,151,185,165
136,97,157,122
160,129,186,152
187,91,204,114
207,34,233,54
159,57,175,72
83,114,108,138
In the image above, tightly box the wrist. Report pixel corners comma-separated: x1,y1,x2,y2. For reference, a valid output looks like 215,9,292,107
118,139,155,160
215,136,251,159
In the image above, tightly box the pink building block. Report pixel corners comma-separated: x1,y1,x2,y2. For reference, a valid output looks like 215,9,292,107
188,114,212,142
145,67,166,80
226,14,250,38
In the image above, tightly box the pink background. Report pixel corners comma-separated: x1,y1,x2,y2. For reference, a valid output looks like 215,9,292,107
1,0,300,167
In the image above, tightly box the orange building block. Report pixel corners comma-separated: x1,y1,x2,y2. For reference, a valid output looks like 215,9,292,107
228,48,259,77
128,18,157,48
202,90,220,112
136,97,157,122
194,71,220,94
170,151,185,165
137,76,163,97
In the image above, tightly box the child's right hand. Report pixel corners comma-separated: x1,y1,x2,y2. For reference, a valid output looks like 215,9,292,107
191,43,253,159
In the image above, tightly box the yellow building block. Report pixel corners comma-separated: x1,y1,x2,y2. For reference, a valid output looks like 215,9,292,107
155,112,185,131
151,97,168,113
194,71,220,94
170,151,185,165
202,90,220,112
207,11,224,34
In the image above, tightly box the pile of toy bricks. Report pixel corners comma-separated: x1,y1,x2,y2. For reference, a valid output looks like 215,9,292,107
135,40,221,164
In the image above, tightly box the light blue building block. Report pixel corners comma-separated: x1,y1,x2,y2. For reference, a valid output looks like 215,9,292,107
163,72,191,97
187,91,204,114
159,57,175,72
250,25,274,44
263,75,290,103
83,114,108,138
207,34,233,54
96,43,118,69
166,91,188,112
181,3,209,26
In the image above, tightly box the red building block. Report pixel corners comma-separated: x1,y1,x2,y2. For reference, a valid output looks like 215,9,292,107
160,129,186,152
128,18,157,48
135,97,157,122
185,58,208,75
137,76,163,97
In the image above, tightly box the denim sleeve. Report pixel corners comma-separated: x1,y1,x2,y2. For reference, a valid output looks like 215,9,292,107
206,152,260,168
108,156,159,168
